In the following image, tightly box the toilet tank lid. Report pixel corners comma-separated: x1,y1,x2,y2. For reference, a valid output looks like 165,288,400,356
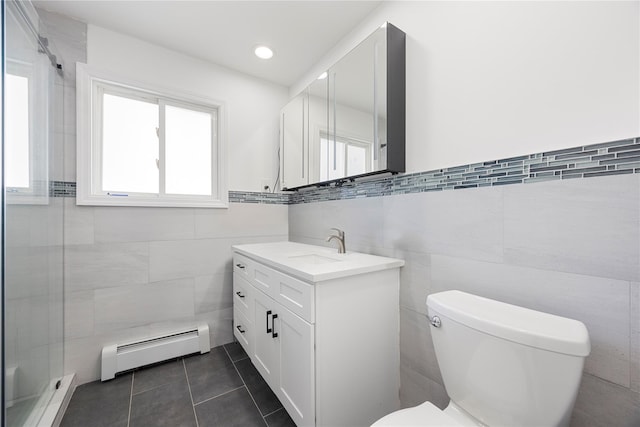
427,290,591,357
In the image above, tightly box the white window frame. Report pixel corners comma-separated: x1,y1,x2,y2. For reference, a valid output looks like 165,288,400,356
76,63,228,208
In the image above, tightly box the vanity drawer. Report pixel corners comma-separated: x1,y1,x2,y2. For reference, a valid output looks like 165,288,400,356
233,273,254,320
270,267,315,323
240,255,315,323
251,260,278,296
233,253,253,279
233,307,253,356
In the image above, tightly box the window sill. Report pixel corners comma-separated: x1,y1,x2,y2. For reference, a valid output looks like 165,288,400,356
75,193,229,208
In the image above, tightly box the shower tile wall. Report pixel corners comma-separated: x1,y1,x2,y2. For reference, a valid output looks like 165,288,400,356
37,10,290,384
289,173,640,426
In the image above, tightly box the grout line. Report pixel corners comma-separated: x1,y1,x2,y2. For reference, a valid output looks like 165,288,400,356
193,385,245,407
224,346,269,426
127,373,134,427
183,359,200,427
262,407,284,418
222,343,249,364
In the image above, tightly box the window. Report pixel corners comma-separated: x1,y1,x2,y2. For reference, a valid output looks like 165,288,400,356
319,134,371,181
6,72,31,189
76,64,227,207
6,59,48,204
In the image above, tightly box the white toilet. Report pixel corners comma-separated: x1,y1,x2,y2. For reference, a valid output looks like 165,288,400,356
373,290,590,427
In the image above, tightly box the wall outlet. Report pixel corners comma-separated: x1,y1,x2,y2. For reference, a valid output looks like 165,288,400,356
261,179,271,192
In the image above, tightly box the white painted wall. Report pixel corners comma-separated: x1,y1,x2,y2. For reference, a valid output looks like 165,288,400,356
87,24,289,192
293,1,640,173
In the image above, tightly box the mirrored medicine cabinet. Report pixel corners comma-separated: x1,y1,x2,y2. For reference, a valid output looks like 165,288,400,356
280,22,405,190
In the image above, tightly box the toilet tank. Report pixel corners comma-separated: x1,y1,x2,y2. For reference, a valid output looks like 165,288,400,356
427,291,590,427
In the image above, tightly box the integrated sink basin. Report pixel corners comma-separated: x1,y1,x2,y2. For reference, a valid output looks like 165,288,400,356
232,241,404,282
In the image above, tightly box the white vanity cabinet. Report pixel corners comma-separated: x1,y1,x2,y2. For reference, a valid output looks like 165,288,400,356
232,242,404,427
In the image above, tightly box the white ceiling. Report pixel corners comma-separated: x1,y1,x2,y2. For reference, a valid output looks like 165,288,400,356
33,0,382,88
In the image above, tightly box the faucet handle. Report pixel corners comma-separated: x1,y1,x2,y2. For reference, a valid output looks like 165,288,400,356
329,228,344,238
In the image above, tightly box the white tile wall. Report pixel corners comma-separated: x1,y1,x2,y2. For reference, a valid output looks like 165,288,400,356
64,199,94,245
148,238,234,282
396,250,432,315
399,364,448,410
194,273,233,314
383,187,504,263
93,278,196,333
63,203,288,383
400,307,443,386
94,207,195,243
631,282,640,393
504,174,640,281
288,196,385,252
289,174,640,426
65,242,150,291
64,291,94,340
194,203,288,238
572,373,640,427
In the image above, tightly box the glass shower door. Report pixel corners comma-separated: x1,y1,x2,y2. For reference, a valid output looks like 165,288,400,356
4,0,64,425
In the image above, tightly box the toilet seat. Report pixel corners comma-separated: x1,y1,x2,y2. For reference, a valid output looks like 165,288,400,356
371,402,460,426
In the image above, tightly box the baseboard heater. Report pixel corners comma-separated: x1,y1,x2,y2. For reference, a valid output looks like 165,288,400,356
101,324,210,381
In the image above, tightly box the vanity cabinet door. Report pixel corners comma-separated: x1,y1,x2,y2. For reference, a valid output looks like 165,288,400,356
252,286,315,426
252,289,280,386
277,307,315,427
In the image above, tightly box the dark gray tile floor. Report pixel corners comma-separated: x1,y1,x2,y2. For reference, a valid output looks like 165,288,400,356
61,343,296,427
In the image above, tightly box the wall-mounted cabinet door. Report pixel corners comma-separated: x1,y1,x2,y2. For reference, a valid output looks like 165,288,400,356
281,92,308,189
307,76,328,184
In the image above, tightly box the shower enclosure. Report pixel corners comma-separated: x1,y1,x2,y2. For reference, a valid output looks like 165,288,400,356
3,0,65,425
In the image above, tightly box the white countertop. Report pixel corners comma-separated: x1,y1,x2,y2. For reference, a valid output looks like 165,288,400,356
232,241,405,282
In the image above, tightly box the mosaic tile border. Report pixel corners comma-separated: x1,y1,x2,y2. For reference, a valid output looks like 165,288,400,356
288,137,640,204
229,191,291,204
50,180,77,197
49,183,290,205
50,137,640,204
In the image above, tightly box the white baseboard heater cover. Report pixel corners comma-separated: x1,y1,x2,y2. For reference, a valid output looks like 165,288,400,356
101,324,210,381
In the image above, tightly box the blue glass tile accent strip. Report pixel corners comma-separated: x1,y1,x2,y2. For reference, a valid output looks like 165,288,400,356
228,191,291,204
50,137,639,204
49,182,291,205
288,137,640,204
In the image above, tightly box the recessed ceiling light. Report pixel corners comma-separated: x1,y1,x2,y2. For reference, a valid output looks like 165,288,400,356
317,71,328,80
254,45,274,60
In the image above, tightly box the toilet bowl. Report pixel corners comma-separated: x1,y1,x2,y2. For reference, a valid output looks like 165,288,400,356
373,291,590,427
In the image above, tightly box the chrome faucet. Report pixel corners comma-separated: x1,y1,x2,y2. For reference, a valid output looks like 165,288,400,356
326,228,346,254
